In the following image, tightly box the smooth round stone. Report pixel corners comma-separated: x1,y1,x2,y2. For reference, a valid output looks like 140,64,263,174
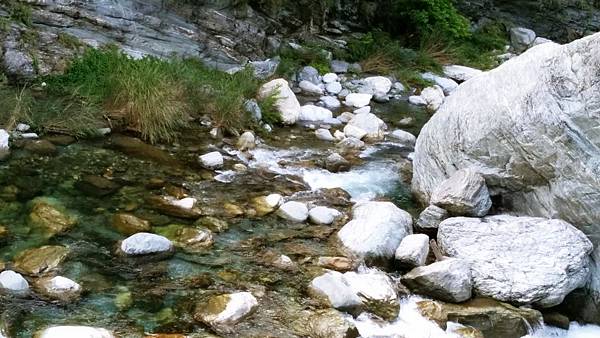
276,201,309,223
309,206,341,225
0,270,29,292
35,326,114,338
323,73,339,83
120,233,173,255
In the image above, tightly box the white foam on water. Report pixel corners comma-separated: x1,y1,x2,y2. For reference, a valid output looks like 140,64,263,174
525,323,600,338
249,147,401,201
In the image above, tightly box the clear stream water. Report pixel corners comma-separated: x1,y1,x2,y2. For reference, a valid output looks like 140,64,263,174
0,100,598,337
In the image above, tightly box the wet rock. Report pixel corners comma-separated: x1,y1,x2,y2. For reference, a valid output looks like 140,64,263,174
75,175,121,197
543,312,570,330
308,206,341,225
306,309,358,338
395,234,430,268
299,105,333,122
258,79,301,125
325,153,350,173
337,201,413,260
13,245,70,276
29,198,77,235
34,276,82,302
299,80,324,95
112,213,151,235
388,129,416,148
236,131,256,151
109,136,176,165
0,225,7,240
510,27,536,52
315,128,334,142
298,66,321,84
402,258,472,303
443,65,482,82
416,205,448,232
146,196,202,219
438,215,592,307
309,269,399,320
194,292,258,331
23,140,58,156
196,217,229,233
417,298,542,338
317,257,355,272
0,270,29,292
251,194,282,216
199,151,224,169
34,326,114,338
420,85,445,111
159,225,214,253
421,73,458,95
120,233,173,256
277,201,309,223
430,168,492,217
345,93,372,108
346,112,386,142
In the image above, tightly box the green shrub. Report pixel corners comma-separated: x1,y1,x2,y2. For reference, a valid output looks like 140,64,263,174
8,1,32,26
257,89,281,126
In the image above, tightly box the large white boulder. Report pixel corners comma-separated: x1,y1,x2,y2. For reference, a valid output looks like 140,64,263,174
120,232,173,255
430,168,492,217
412,33,600,240
345,112,386,141
258,79,301,125
438,215,593,307
420,85,445,112
337,201,412,260
298,105,333,122
345,93,372,108
394,234,430,268
35,326,114,338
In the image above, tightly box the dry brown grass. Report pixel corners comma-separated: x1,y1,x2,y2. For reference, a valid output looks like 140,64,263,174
360,52,397,74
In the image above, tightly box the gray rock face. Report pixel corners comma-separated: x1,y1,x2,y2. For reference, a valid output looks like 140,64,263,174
438,215,593,307
412,33,600,242
416,205,448,231
331,60,349,73
510,27,536,52
337,201,413,260
430,168,492,217
402,258,472,303
243,99,262,121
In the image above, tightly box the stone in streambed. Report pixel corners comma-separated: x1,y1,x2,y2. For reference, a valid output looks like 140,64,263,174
13,245,70,276
199,151,224,169
120,232,173,256
194,292,258,331
112,213,151,235
277,201,309,223
29,198,77,236
395,234,430,268
258,79,301,125
34,326,114,338
0,270,29,292
402,258,472,303
75,175,121,196
430,168,492,217
34,276,82,302
309,206,341,225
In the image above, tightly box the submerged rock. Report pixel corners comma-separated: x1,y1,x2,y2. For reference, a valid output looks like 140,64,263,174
417,298,542,338
112,213,151,235
23,140,58,156
251,194,282,216
337,201,412,260
13,245,70,276
34,276,82,302
120,233,173,256
146,196,202,219
304,309,358,338
438,215,593,307
156,224,214,253
75,175,121,197
34,326,114,338
194,292,258,331
402,258,472,303
258,79,301,125
0,270,29,292
430,168,492,217
29,198,77,236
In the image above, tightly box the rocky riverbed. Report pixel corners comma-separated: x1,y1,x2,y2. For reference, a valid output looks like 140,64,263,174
2,15,600,336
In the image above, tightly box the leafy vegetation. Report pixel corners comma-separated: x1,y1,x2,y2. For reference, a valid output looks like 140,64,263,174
6,1,32,26
276,44,331,77
257,89,282,126
0,47,262,142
